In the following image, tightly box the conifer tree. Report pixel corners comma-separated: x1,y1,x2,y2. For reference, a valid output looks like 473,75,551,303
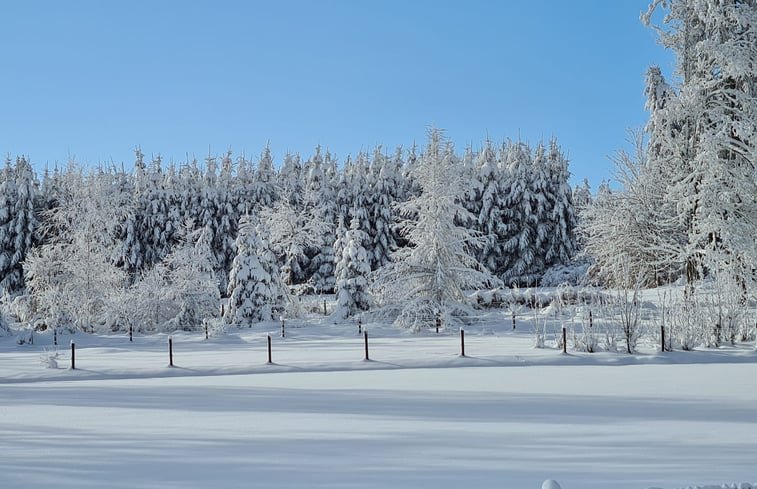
0,157,17,295
372,129,499,330
0,156,38,295
476,140,507,275
307,147,338,293
544,139,577,267
333,213,371,319
368,146,396,271
225,215,284,326
253,143,276,208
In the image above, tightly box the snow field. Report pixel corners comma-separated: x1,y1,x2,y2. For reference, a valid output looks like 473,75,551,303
2,321,757,489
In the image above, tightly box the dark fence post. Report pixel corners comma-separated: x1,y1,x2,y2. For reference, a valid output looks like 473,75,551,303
358,318,362,335
364,331,369,361
562,327,567,354
460,329,465,357
436,316,441,334
70,341,75,370
129,325,133,342
589,310,593,329
204,322,209,340
661,325,666,352
323,299,327,316
54,328,58,346
512,311,516,330
168,336,174,367
281,317,285,338
267,335,272,364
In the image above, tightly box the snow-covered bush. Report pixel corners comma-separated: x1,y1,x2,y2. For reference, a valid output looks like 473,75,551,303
40,348,59,369
540,262,589,287
668,297,703,351
572,306,600,353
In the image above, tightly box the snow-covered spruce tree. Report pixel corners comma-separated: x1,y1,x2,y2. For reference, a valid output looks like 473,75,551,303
139,154,172,268
544,139,577,268
305,146,338,294
114,154,145,280
0,157,38,296
371,129,500,331
476,139,508,275
572,178,592,253
333,211,372,319
572,179,592,212
334,155,354,228
213,188,237,294
274,152,311,285
641,0,757,295
350,151,375,241
500,142,550,286
253,143,277,208
225,215,284,326
368,146,397,271
0,158,17,296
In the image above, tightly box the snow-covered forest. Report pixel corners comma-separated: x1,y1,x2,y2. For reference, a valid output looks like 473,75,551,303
0,132,579,331
1,0,755,348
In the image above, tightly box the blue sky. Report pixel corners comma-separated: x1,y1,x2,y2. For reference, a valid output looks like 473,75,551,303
0,1,674,189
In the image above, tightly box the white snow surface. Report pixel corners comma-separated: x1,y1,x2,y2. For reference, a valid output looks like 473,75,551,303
1,310,756,489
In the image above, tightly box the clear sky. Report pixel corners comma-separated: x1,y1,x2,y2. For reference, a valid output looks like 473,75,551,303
0,1,674,189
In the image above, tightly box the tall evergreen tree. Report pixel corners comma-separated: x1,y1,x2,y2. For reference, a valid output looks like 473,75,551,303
333,213,371,319
226,215,284,326
544,139,577,267
372,129,499,331
368,146,396,271
0,157,17,295
476,140,507,275
0,156,38,295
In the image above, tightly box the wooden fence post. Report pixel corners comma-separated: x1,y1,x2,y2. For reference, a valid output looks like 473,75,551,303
267,335,272,364
562,327,567,354
129,326,133,342
70,341,75,370
512,311,516,330
281,317,285,338
54,328,58,346
661,325,666,352
168,336,174,367
204,322,209,340
364,331,369,361
460,329,465,357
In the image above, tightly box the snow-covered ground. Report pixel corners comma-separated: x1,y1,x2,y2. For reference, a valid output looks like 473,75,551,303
2,310,756,489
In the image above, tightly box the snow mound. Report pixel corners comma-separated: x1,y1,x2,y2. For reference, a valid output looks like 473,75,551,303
542,480,562,489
